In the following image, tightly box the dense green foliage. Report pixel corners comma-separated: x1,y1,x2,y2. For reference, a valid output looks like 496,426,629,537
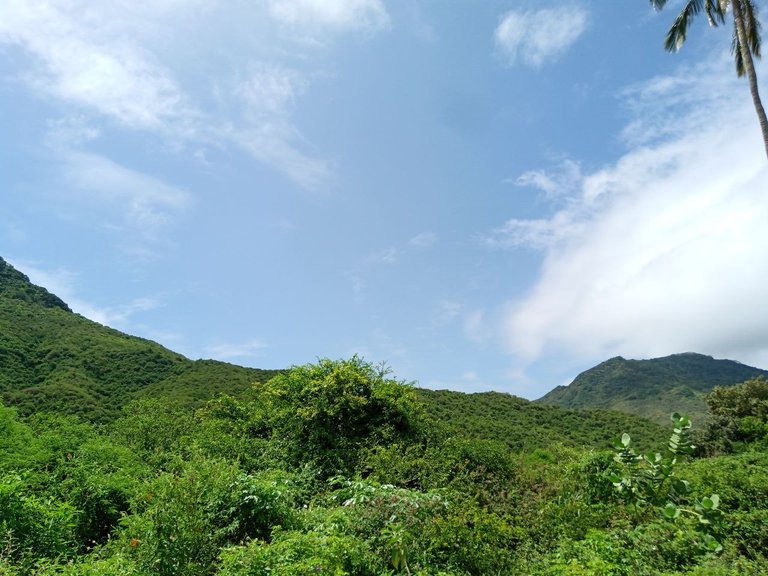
701,376,768,454
418,389,665,452
0,357,766,575
538,353,768,425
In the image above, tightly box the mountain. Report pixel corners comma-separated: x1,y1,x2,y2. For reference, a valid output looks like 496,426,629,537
0,257,278,422
416,388,664,452
537,353,768,425
0,256,663,450
0,257,71,312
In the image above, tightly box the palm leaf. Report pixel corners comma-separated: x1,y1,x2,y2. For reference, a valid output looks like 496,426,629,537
665,0,706,52
705,0,727,27
741,0,762,58
732,27,746,75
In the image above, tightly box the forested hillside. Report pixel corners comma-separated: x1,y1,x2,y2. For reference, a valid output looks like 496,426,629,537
417,389,665,452
0,258,278,422
538,353,768,425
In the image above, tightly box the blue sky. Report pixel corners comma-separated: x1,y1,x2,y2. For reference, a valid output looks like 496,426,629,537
2,0,767,399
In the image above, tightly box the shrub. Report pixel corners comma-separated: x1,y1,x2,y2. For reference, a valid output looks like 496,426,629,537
0,474,78,568
219,530,379,576
119,458,299,576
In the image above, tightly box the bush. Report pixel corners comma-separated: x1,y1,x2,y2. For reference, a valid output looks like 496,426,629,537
119,458,299,576
219,530,379,576
255,357,421,478
0,474,78,568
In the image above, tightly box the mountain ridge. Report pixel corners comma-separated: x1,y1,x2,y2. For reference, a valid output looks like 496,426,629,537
0,257,279,421
537,352,768,424
0,256,666,449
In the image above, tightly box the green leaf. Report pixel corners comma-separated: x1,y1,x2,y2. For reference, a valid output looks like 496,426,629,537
663,503,680,519
701,534,722,553
672,478,690,495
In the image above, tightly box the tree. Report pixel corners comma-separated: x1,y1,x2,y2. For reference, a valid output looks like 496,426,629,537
702,376,768,452
255,356,420,478
650,0,768,158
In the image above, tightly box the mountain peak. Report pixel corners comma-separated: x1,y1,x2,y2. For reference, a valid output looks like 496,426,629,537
0,257,71,312
537,353,768,424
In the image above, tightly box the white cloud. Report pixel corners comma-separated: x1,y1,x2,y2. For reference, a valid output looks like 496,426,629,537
205,339,267,360
269,0,390,34
0,1,330,189
484,210,585,251
513,159,582,199
501,56,768,368
408,231,438,249
60,151,192,254
229,64,332,190
65,152,191,222
494,6,588,67
0,1,193,132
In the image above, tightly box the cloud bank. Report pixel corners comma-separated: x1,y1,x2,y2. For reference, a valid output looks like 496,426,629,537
499,57,768,368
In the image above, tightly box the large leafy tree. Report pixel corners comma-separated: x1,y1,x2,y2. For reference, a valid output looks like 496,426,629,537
651,0,768,158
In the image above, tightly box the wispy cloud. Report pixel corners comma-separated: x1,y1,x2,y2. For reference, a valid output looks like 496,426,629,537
494,6,588,68
500,56,768,368
408,231,438,249
0,1,332,190
364,247,398,265
60,150,192,247
483,211,585,251
269,0,390,35
513,159,582,200
205,339,267,360
0,1,194,133
228,63,332,190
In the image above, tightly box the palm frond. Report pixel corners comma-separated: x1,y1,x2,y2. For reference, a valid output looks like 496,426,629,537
732,27,746,76
741,0,762,58
665,0,706,52
705,0,727,27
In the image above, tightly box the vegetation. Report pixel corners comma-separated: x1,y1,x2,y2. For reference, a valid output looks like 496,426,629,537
538,353,768,425
701,376,768,453
0,357,766,575
1,258,767,573
648,0,768,158
0,258,278,422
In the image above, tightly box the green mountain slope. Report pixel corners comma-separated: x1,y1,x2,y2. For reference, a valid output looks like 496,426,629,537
537,353,768,425
417,389,664,451
0,257,70,311
0,257,278,422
